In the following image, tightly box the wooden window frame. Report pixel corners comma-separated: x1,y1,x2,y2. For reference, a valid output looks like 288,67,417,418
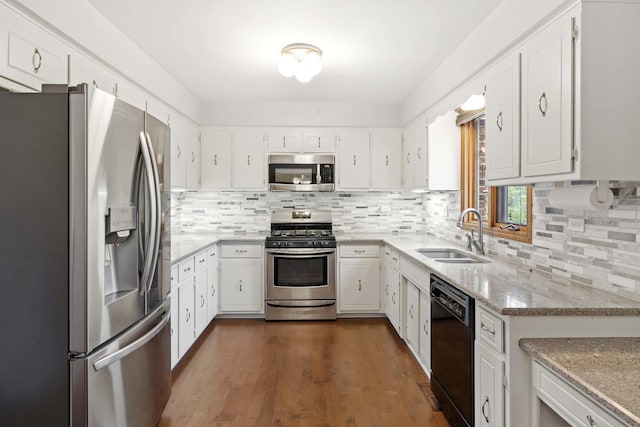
460,119,532,244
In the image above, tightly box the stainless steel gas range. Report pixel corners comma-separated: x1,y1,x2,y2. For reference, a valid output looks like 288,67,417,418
265,209,337,320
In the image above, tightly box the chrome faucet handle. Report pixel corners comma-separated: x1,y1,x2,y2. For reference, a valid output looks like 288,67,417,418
465,233,473,251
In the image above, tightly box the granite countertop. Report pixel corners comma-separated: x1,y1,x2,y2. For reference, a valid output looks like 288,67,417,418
170,231,640,316
519,337,640,426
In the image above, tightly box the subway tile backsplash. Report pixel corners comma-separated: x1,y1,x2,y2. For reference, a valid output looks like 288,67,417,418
173,182,640,300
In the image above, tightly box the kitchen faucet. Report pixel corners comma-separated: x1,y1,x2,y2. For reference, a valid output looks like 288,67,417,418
457,208,485,255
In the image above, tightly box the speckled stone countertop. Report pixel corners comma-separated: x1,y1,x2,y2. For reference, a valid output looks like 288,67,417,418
170,231,640,316
520,337,640,426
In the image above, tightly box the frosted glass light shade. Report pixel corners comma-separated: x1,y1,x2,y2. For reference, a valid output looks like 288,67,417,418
278,43,322,83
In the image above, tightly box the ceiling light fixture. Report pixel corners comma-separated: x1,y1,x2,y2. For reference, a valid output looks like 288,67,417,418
278,43,323,83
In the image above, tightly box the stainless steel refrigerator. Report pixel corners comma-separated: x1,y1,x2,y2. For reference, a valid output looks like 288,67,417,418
0,84,172,427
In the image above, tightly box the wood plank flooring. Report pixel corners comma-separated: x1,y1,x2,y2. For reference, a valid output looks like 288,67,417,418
158,318,450,427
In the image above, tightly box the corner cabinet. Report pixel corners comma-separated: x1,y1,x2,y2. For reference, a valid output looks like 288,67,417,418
219,244,264,313
337,244,380,313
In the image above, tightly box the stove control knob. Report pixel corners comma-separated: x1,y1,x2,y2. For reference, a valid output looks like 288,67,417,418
274,241,281,247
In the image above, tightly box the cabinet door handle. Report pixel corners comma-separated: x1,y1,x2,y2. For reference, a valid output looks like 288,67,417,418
481,322,496,335
201,295,205,308
496,111,503,132
247,155,251,166
409,305,414,319
191,152,196,163
384,284,389,295
385,155,389,166
586,415,595,427
238,280,243,292
392,293,396,304
177,145,182,159
482,396,490,423
214,154,218,165
282,137,286,148
92,80,99,89
423,320,428,334
353,154,357,166
358,280,362,291
317,137,321,148
416,146,422,160
538,91,547,117
186,308,191,322
406,153,410,164
199,259,206,264
32,48,42,73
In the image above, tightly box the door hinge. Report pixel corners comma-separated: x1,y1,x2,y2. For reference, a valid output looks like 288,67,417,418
571,148,579,160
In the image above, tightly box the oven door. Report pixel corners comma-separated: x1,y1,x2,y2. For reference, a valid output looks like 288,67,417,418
266,248,336,301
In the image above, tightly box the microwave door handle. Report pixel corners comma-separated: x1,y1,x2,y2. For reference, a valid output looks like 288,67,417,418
145,133,162,295
138,132,157,297
316,164,321,183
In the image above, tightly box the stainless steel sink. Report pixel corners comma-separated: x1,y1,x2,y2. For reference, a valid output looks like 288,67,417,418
415,248,490,264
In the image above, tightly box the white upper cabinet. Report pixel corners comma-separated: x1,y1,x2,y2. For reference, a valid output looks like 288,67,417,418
266,129,300,153
303,130,336,153
401,125,414,189
185,124,201,190
427,111,460,191
337,131,370,190
170,115,187,189
201,128,232,189
0,3,69,90
370,130,402,189
68,52,118,95
233,130,266,189
403,113,429,190
521,11,574,179
485,53,521,181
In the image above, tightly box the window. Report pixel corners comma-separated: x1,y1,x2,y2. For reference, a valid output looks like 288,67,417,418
460,116,532,243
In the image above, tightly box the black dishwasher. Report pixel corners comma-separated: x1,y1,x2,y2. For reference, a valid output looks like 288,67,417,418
430,274,475,427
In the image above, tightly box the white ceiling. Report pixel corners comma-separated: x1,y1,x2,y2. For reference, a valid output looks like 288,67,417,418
87,0,502,105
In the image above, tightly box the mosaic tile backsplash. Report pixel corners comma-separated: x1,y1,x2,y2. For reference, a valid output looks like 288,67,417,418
172,191,424,234
173,182,640,300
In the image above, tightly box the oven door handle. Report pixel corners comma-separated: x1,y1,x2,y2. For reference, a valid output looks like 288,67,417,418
266,249,336,256
267,300,336,308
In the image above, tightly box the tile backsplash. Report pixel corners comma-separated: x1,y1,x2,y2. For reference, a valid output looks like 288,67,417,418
173,182,640,300
172,191,424,234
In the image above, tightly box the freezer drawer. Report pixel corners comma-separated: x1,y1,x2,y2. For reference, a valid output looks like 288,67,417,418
71,305,171,427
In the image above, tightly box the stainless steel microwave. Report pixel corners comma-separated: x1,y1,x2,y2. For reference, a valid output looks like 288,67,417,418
268,154,335,192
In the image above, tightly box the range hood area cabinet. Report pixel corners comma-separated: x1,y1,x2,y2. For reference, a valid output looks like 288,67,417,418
403,111,460,191
484,1,640,186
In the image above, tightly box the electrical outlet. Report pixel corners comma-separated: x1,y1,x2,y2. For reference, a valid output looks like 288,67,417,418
567,218,585,232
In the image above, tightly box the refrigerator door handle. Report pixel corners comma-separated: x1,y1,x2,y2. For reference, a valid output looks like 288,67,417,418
93,313,169,371
138,131,158,296
144,132,162,295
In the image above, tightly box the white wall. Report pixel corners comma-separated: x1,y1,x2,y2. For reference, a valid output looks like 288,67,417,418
202,101,401,127
401,0,572,125
10,0,202,123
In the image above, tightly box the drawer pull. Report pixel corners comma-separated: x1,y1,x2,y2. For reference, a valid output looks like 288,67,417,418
354,249,366,254
184,266,191,272
235,249,248,253
199,259,206,263
481,396,490,423
586,415,595,427
392,257,398,262
32,48,42,73
481,322,496,335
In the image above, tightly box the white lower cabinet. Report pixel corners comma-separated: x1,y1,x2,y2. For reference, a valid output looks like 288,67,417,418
169,288,179,369
385,262,401,334
404,280,420,354
177,276,196,358
338,258,380,312
194,268,208,336
476,341,505,427
219,244,264,313
338,244,380,313
207,246,219,322
419,290,430,372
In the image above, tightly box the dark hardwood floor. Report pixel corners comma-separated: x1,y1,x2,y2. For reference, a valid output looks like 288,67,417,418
158,318,450,427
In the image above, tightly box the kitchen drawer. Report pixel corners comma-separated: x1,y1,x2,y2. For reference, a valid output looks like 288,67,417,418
399,257,429,289
178,257,195,281
477,306,504,354
170,265,178,289
207,245,218,264
0,4,69,89
382,245,399,268
194,250,208,271
221,244,262,258
339,244,379,258
533,361,625,427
